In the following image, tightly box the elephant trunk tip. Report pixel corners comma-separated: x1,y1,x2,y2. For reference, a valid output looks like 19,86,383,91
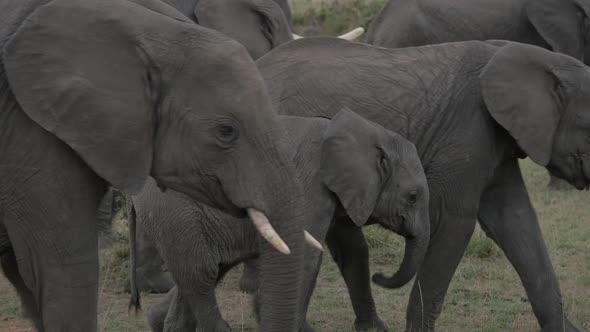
371,228,429,289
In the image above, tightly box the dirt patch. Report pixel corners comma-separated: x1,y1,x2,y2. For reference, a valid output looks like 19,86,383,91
0,275,34,332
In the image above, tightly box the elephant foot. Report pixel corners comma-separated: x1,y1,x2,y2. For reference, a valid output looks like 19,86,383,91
124,271,174,294
541,320,581,332
238,272,259,293
354,316,388,332
547,175,574,190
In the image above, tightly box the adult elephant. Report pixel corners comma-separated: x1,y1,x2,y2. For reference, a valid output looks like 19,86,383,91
365,0,590,189
0,0,308,331
163,0,364,59
128,110,430,332
256,37,587,331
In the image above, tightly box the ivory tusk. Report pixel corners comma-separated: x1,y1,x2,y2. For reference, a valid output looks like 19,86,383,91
248,208,291,255
304,230,323,251
292,33,303,40
337,27,365,41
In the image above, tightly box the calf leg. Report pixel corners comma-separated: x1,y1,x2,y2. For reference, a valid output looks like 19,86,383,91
326,217,386,331
163,287,196,332
148,288,175,332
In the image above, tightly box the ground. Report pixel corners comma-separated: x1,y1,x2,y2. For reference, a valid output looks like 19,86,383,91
1,161,588,331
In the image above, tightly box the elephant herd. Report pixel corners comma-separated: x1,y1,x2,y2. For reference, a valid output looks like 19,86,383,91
0,0,588,332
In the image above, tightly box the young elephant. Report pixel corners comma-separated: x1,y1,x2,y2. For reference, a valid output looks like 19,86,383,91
256,38,588,331
128,110,430,332
365,0,590,189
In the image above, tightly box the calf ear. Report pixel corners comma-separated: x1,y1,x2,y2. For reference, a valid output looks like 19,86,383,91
480,43,585,165
320,109,382,226
526,0,587,61
3,0,157,193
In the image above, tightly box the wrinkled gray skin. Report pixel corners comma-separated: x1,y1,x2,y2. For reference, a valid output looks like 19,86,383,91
366,0,590,189
96,0,294,237
163,0,293,59
256,38,589,331
0,0,308,331
128,110,430,332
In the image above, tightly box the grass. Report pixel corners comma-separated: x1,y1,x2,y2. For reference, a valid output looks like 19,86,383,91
1,1,589,330
289,0,385,36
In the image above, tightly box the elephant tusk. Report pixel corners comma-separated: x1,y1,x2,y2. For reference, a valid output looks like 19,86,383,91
293,28,364,41
248,208,291,255
337,27,365,41
304,231,323,251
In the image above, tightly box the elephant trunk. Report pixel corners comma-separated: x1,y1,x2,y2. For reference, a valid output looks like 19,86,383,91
372,210,430,289
256,189,306,331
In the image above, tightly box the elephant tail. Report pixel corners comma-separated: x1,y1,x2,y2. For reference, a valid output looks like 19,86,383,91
127,197,141,313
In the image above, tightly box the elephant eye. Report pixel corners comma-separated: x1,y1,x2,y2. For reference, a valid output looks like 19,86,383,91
407,191,418,205
216,123,239,145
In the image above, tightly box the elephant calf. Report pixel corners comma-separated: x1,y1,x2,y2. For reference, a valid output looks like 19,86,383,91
128,109,430,332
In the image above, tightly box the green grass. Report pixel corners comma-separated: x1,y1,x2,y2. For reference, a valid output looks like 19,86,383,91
289,0,385,36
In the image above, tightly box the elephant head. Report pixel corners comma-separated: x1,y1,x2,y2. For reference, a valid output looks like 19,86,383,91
194,0,293,60
526,0,590,64
3,0,306,328
165,0,363,60
481,43,590,190
320,109,430,288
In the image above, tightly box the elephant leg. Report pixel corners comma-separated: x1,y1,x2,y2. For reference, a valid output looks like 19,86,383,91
239,258,259,293
0,249,42,330
5,201,100,331
478,159,578,331
148,288,176,332
184,282,230,332
326,217,387,332
3,155,105,331
169,258,229,332
405,213,477,331
163,287,197,332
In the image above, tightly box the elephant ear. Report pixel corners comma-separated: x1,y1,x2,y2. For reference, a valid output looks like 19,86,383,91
3,0,156,193
272,0,293,27
250,0,293,48
319,108,382,226
480,43,581,165
525,0,588,61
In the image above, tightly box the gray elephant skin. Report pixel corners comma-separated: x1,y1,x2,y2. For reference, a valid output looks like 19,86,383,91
127,109,429,332
367,0,590,64
0,0,309,331
255,38,588,331
163,0,293,59
366,0,590,190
